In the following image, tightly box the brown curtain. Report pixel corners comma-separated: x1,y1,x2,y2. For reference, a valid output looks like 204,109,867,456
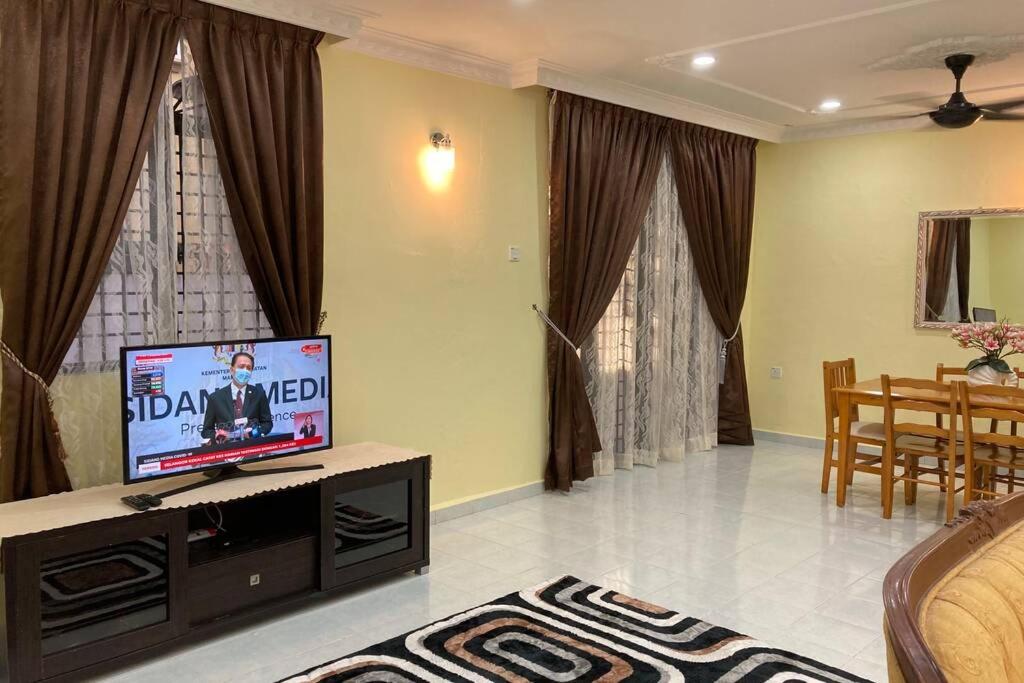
668,123,758,445
925,217,971,321
0,0,182,501
924,222,955,320
183,2,325,336
546,93,667,491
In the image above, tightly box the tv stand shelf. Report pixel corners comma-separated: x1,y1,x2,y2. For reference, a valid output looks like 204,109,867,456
0,443,430,683
187,523,317,567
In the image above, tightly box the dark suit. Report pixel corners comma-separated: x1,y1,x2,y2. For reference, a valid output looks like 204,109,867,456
201,383,274,440
300,423,317,438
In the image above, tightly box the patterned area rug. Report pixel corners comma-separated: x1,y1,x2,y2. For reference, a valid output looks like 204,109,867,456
281,575,870,682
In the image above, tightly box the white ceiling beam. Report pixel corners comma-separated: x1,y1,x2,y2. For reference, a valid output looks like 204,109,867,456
522,60,785,143
341,27,514,87
780,116,934,143
202,0,364,38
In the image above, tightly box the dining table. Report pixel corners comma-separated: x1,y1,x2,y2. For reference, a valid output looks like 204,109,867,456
831,377,1024,507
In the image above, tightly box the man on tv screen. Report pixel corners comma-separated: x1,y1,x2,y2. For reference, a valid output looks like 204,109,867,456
201,351,273,443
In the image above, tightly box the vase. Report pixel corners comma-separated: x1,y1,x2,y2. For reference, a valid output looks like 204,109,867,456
967,364,1020,387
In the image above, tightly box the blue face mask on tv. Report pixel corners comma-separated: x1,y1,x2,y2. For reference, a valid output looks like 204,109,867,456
233,368,252,385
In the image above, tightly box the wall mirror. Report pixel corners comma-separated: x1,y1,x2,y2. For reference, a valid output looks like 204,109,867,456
915,208,1024,329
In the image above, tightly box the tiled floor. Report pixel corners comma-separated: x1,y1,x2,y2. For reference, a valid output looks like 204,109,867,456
97,440,948,682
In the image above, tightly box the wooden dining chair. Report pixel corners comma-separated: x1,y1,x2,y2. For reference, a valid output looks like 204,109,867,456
960,382,1024,502
881,376,963,521
945,363,1020,491
935,363,968,383
932,363,972,483
822,359,885,494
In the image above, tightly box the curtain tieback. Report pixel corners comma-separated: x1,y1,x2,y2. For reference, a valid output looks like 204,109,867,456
0,338,56,405
718,323,742,384
0,339,50,388
0,339,66,461
532,304,579,354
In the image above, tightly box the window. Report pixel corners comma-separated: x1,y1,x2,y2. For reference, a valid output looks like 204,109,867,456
62,40,271,374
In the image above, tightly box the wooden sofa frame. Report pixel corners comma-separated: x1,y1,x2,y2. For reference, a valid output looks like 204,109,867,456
883,492,1024,682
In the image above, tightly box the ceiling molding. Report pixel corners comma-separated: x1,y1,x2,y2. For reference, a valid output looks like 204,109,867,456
204,0,363,37
649,0,944,64
868,33,1024,71
520,60,785,142
780,115,933,143
341,27,514,87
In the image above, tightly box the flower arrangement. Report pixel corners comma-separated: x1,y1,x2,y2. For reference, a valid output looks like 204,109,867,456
951,321,1024,374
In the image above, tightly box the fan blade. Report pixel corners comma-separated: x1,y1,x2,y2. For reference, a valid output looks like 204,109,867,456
980,98,1024,112
981,111,1024,121
861,111,933,121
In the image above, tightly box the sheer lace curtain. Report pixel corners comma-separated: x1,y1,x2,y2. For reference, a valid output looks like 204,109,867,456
178,40,271,341
52,39,270,489
940,259,960,322
60,78,180,373
582,152,722,475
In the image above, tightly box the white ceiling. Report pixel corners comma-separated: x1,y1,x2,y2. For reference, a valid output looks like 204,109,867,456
217,0,1024,142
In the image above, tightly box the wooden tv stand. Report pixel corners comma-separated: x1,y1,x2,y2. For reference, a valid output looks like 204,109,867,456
0,443,430,683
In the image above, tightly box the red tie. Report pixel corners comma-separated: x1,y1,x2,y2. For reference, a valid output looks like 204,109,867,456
234,390,243,419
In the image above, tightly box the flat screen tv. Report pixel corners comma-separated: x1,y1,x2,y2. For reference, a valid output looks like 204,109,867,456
120,336,332,487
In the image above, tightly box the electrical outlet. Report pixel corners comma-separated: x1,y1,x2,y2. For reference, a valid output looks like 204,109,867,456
250,573,261,587
508,245,521,262
770,367,783,379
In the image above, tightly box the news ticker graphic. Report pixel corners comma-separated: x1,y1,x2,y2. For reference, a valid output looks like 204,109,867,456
135,353,174,365
136,435,325,474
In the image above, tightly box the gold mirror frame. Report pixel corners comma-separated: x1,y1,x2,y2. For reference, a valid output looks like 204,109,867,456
915,207,1024,329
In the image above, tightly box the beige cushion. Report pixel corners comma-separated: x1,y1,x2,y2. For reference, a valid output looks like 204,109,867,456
918,520,1024,682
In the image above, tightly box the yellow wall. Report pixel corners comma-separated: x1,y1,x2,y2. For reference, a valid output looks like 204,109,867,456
983,217,1024,324
318,49,550,507
747,124,1024,439
15,50,550,508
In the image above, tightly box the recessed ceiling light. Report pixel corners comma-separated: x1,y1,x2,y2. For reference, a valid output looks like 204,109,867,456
818,99,842,112
691,54,716,68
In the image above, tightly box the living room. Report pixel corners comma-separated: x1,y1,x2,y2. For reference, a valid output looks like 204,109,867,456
2,1,1024,682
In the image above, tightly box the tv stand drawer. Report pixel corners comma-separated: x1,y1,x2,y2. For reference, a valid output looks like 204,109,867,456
187,536,317,625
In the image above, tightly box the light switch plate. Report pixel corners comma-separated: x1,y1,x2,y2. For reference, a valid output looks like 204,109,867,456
770,367,783,379
508,245,521,262
250,573,261,586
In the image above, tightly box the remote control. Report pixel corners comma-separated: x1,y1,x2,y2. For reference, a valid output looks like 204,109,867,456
121,493,163,511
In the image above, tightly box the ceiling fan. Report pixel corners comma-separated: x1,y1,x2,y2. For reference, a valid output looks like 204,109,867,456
898,54,1024,128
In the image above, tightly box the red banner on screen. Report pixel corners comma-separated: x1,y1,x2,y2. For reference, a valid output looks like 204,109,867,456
135,353,174,364
159,436,323,471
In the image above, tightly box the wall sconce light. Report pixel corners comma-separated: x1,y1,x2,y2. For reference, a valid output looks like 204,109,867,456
420,131,455,191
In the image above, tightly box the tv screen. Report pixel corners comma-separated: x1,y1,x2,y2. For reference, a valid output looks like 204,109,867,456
120,336,332,484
